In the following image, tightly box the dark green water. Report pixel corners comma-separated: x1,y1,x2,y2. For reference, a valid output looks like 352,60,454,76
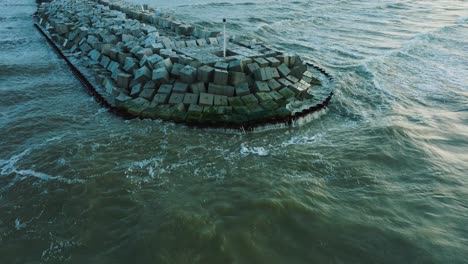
1,0,467,263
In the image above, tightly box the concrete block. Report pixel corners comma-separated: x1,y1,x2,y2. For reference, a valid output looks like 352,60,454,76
228,96,244,107
286,75,299,83
197,65,214,82
100,55,111,68
190,82,206,94
153,93,170,104
133,66,151,83
208,38,218,45
278,78,292,87
279,87,295,99
146,54,164,69
196,38,207,46
140,88,156,101
214,95,228,106
170,63,184,78
123,57,138,73
246,63,260,75
179,65,197,83
214,62,229,70
267,79,282,90
255,92,273,102
266,57,280,67
158,84,173,94
116,73,132,89
269,90,284,101
229,71,247,87
173,82,189,93
168,93,184,105
235,83,250,96
188,104,204,113
228,60,243,72
277,64,291,77
130,83,142,97
152,67,169,84
199,93,214,106
213,69,229,85
254,81,271,92
185,40,197,47
241,94,259,106
156,58,173,72
254,57,269,67
183,93,199,105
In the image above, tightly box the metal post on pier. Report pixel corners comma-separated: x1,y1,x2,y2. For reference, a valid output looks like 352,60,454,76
223,18,227,57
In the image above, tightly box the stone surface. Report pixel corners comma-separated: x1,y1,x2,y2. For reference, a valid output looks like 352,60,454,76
183,93,199,105
152,67,169,84
213,69,229,85
235,83,250,96
173,82,189,94
168,93,184,104
199,93,214,106
158,84,173,94
197,65,214,83
179,65,197,83
254,81,270,92
190,82,206,94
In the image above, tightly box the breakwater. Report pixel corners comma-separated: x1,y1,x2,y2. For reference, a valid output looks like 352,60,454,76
35,0,333,129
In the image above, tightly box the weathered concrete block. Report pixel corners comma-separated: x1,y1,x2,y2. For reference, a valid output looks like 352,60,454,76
153,93,170,104
100,55,111,68
267,79,282,90
214,62,229,70
254,81,271,92
188,104,204,113
279,87,295,99
88,49,101,62
197,65,214,82
140,88,156,101
179,65,197,83
235,83,250,96
228,71,247,87
158,84,173,94
255,92,273,102
123,57,138,73
116,73,132,89
214,95,228,106
269,90,284,101
152,67,169,84
156,58,173,72
146,54,164,69
183,93,199,105
278,78,292,87
136,48,153,60
241,94,259,106
246,62,260,75
173,82,189,93
208,83,234,97
134,66,152,83
228,60,243,72
286,75,299,83
190,82,206,94
196,38,207,46
255,57,269,67
199,93,214,106
266,57,280,67
171,63,184,78
168,93,184,105
130,83,142,97
213,69,228,85
277,64,291,77
115,92,132,106
228,96,244,107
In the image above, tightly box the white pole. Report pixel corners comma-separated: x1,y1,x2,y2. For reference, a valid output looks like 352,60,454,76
223,18,227,58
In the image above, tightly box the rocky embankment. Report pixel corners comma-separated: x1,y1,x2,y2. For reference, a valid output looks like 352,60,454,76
36,0,332,128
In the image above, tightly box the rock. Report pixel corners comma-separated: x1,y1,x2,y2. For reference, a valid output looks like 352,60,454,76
152,67,169,84
199,93,214,106
213,69,228,85
173,82,189,94
179,65,197,83
197,65,214,83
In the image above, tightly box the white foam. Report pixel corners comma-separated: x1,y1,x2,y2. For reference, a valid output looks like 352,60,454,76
240,144,269,156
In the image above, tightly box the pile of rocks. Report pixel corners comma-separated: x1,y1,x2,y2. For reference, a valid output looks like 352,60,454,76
36,0,327,126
